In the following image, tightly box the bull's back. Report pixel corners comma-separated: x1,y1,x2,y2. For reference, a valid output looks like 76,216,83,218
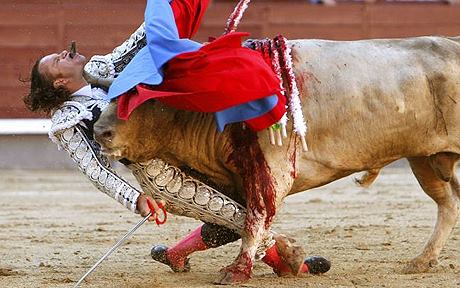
286,36,460,189
449,36,460,44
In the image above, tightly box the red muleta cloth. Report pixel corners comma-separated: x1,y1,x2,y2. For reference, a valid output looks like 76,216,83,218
171,0,210,39
117,32,283,126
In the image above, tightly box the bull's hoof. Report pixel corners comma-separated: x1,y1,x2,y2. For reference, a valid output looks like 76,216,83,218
214,255,252,285
275,256,331,277
273,233,306,276
402,258,438,274
214,267,251,285
150,245,191,273
304,256,331,274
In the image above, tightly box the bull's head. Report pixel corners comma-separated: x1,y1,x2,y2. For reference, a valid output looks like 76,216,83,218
94,100,166,162
93,101,128,160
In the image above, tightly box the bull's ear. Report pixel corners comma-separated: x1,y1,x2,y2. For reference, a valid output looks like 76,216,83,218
53,78,68,89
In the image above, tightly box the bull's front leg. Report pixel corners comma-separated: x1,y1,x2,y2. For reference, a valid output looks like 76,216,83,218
216,208,269,284
215,127,296,284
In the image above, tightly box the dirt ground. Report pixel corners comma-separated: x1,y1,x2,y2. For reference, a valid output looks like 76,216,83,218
1,167,459,288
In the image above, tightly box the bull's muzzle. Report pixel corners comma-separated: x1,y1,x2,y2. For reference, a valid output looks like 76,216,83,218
93,123,114,148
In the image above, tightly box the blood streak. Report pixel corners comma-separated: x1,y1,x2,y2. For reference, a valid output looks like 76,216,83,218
228,125,276,232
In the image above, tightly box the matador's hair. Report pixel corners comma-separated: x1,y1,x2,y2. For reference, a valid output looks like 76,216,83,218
23,58,72,116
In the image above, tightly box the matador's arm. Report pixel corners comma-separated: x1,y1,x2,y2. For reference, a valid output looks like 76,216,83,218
49,100,140,212
83,23,146,88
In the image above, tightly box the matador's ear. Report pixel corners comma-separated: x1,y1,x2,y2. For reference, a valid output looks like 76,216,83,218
53,78,68,89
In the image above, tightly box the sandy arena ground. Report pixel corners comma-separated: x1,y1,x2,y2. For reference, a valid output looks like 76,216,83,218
1,167,459,288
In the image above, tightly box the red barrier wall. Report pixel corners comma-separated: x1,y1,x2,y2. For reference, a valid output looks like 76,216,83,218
1,0,460,118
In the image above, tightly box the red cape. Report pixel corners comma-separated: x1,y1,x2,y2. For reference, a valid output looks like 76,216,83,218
117,32,282,120
171,0,210,38
117,0,286,131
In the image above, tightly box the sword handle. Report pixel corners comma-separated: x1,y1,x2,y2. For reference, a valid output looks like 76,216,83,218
146,198,167,225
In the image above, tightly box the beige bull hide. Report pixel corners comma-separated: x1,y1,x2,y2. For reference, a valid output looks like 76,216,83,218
94,35,460,283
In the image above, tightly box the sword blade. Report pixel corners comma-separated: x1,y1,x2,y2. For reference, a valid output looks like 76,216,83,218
74,212,152,287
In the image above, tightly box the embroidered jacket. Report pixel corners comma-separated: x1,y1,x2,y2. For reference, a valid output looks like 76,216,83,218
49,85,140,212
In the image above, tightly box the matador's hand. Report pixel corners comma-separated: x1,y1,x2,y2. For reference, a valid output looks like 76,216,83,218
136,194,166,223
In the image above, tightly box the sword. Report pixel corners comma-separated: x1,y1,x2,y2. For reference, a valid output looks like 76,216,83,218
74,200,166,288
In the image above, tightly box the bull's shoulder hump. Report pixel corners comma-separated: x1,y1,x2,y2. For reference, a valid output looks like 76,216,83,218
448,36,460,43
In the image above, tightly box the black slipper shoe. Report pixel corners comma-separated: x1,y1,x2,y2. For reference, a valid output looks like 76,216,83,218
304,256,331,274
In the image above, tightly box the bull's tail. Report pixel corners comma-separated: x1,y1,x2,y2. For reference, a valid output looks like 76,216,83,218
354,168,381,188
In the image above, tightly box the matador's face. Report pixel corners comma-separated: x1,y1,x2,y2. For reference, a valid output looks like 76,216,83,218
39,50,86,87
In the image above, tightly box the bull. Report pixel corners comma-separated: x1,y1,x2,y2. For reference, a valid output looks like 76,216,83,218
94,35,460,284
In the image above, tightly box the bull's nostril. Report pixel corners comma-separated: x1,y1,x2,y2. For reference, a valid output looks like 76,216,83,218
101,131,113,140
95,126,114,143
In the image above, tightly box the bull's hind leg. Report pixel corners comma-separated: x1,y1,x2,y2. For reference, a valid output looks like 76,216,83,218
404,155,460,273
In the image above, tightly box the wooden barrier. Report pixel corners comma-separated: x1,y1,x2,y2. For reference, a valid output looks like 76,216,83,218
1,0,459,118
